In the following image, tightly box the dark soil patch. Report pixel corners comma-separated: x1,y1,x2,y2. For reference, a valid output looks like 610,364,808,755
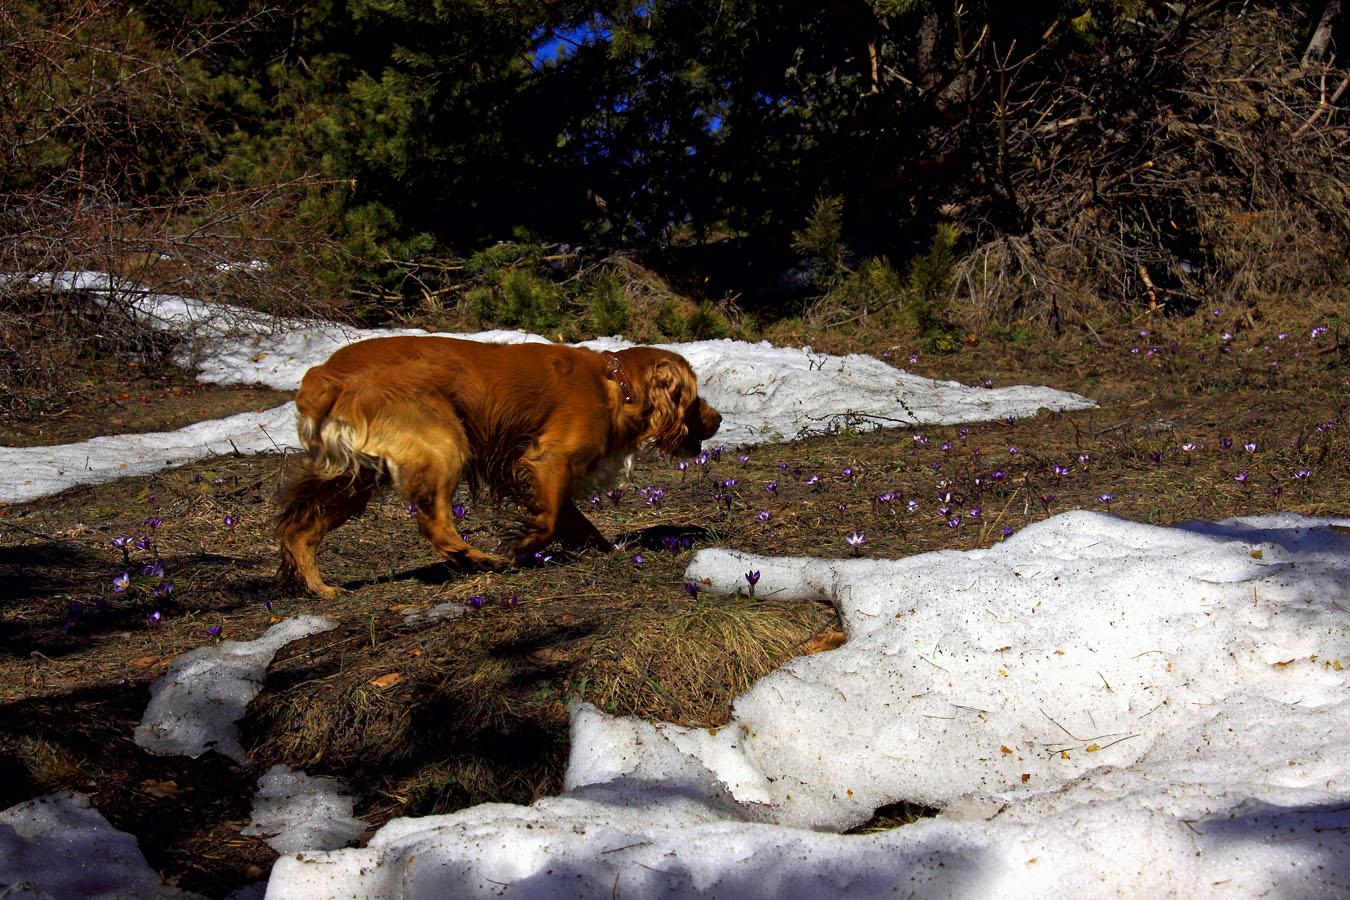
3,309,1350,896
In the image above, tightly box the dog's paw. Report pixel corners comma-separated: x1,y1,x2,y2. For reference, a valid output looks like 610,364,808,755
276,569,339,601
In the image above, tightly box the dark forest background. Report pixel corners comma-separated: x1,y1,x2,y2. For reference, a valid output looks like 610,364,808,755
2,1,1347,357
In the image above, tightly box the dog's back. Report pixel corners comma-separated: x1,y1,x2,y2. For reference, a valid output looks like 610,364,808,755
292,337,597,494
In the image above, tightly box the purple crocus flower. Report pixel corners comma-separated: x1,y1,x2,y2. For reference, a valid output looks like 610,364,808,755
112,572,131,593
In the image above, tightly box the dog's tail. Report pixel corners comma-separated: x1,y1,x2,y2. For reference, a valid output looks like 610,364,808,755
293,369,389,483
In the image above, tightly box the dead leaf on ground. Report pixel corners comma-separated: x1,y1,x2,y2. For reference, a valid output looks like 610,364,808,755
801,629,847,655
527,648,577,665
143,779,181,798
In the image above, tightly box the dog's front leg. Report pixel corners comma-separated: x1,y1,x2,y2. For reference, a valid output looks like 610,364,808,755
508,450,600,560
556,499,612,552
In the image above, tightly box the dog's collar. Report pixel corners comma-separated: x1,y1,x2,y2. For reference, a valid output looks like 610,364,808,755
602,351,634,403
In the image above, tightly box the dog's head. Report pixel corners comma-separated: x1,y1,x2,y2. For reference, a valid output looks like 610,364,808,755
616,347,721,457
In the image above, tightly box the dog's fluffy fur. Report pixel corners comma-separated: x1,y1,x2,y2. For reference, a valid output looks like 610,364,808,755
276,336,721,598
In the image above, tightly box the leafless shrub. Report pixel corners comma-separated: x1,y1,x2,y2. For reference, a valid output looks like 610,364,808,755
0,1,347,411
951,8,1350,333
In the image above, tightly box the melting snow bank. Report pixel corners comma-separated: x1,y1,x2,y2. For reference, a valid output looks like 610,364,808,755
639,339,1094,443
0,338,1090,504
135,615,337,763
0,791,269,900
0,403,300,504
0,792,205,899
0,272,1093,504
267,512,1350,899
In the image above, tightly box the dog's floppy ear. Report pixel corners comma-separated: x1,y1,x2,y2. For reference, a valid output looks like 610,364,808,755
643,356,691,453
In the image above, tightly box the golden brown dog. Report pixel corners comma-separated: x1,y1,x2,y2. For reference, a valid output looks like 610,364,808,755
276,336,721,598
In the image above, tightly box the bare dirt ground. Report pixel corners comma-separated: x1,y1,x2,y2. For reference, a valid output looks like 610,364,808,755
2,310,1348,897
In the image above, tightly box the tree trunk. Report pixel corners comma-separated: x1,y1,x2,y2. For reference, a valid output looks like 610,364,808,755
1302,0,1342,68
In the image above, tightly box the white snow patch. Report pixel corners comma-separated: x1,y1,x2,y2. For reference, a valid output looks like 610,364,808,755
0,792,204,899
264,512,1350,899
242,765,367,855
401,602,470,624
134,615,337,763
0,404,299,504
0,286,1091,505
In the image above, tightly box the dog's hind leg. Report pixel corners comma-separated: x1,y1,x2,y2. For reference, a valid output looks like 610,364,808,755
276,462,378,599
402,461,509,571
